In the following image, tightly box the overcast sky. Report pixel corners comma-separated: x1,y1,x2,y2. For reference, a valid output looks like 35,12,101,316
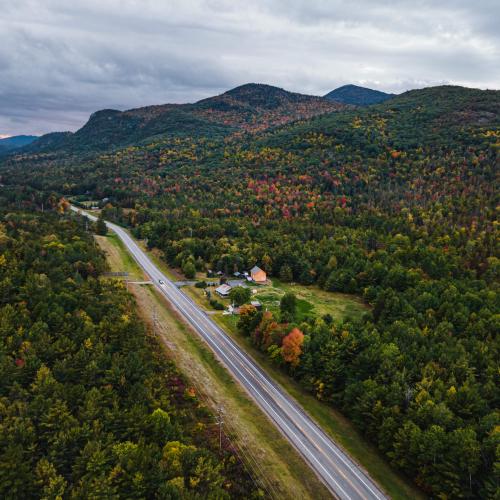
1,0,499,136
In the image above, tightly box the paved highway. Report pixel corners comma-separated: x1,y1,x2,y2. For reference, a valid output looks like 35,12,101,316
71,206,388,500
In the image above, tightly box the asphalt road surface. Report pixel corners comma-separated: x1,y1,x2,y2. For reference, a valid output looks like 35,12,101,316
71,206,388,500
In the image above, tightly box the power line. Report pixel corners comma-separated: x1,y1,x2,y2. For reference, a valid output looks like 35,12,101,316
146,300,279,498
152,305,158,336
183,372,280,498
216,406,224,452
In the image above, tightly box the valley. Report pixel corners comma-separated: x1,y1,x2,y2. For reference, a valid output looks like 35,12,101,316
1,82,498,499
2,3,499,499
73,205,387,499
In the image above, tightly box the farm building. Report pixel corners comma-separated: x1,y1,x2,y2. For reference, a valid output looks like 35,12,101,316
215,284,232,297
250,266,267,283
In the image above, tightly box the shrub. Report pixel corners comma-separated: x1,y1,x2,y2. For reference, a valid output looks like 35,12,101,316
209,299,225,310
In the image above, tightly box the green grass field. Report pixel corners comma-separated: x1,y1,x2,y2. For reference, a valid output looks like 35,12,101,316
185,278,369,324
94,233,145,280
253,279,369,322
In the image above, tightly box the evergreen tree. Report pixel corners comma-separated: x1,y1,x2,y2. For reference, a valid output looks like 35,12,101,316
280,292,297,323
95,215,108,235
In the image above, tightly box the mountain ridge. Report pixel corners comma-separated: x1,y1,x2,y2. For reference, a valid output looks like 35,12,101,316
0,134,39,155
324,84,395,105
22,83,344,154
17,83,497,157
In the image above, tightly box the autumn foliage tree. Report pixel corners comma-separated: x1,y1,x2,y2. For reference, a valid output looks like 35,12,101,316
281,328,304,367
237,304,261,336
57,197,70,213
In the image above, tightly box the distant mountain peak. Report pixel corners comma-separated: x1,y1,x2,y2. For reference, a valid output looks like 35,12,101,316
324,84,395,106
223,83,293,99
225,82,281,93
199,82,331,110
0,134,39,155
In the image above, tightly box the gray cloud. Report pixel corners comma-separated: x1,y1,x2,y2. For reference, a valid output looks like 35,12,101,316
1,0,498,136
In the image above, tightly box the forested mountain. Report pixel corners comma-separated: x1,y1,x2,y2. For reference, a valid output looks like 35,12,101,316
324,84,395,105
0,209,257,499
0,135,38,155
1,84,499,498
21,84,344,154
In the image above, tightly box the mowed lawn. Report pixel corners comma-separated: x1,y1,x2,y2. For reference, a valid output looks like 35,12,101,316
252,279,369,322
185,278,369,324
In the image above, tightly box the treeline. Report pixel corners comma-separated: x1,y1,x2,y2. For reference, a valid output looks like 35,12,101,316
0,211,258,499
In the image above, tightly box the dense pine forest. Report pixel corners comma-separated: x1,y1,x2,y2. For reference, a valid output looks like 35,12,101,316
1,83,499,498
0,210,257,499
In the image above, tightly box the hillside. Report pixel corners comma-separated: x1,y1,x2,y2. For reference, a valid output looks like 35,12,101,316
22,83,344,154
324,84,394,105
1,84,499,498
193,83,342,132
0,134,38,155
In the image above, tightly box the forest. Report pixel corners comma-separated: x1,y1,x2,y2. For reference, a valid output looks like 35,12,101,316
0,84,498,498
0,210,258,499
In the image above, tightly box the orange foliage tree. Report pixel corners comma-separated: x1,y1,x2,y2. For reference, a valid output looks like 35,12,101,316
281,328,304,366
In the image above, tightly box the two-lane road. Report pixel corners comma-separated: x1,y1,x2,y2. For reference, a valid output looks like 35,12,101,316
72,206,387,500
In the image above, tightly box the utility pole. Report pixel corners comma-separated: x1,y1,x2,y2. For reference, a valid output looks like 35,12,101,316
216,406,224,452
152,306,158,336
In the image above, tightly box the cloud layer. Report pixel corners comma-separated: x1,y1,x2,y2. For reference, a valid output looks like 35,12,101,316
1,0,499,135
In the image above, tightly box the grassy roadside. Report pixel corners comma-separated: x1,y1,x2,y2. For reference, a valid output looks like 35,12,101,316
182,284,211,307
97,233,332,499
94,233,145,280
135,240,179,281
